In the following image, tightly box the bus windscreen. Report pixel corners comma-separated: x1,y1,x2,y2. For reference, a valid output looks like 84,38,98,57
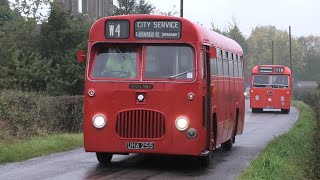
145,46,194,79
253,75,289,88
91,47,138,79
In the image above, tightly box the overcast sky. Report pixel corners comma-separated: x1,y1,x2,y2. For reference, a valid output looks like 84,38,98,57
149,0,320,37
10,0,319,37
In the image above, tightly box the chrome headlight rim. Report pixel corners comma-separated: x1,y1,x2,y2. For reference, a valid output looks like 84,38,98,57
92,114,107,129
175,116,190,131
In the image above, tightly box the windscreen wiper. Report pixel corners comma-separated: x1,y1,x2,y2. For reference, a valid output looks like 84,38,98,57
115,46,127,61
169,68,196,78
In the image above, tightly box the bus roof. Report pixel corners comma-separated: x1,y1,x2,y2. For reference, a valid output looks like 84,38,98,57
252,65,291,74
89,14,243,55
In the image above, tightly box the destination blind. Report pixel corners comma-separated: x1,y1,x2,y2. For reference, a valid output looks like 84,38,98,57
258,67,274,73
134,20,182,39
105,20,130,39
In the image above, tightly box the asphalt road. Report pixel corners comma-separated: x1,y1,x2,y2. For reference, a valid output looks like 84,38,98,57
0,100,299,180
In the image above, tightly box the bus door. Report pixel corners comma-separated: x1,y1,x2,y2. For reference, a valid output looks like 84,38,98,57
202,45,214,151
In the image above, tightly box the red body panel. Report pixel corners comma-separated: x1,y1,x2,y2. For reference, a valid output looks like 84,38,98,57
83,15,245,157
250,88,291,109
84,82,206,155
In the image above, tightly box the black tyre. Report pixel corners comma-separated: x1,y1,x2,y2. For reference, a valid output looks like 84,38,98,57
200,151,212,167
281,109,290,114
96,152,113,164
221,137,233,151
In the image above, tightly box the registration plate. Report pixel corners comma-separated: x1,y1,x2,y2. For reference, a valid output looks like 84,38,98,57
126,142,155,150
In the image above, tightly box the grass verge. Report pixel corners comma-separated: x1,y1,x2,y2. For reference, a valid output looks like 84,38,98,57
0,134,83,164
239,101,315,180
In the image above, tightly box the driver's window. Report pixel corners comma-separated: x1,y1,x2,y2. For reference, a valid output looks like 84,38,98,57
92,47,137,78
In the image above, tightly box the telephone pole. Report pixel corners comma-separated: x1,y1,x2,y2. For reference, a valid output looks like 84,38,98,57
289,26,292,74
272,40,274,65
180,0,183,17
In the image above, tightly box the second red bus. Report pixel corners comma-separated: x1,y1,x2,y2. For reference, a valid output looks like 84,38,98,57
250,65,292,114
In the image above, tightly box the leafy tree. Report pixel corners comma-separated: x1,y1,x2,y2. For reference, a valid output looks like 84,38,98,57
298,36,320,83
226,18,248,55
38,2,90,95
210,22,223,34
210,18,248,55
153,5,178,16
0,0,42,91
113,0,155,15
0,1,90,95
11,0,50,20
246,26,305,74
114,0,136,15
135,0,155,14
0,0,13,23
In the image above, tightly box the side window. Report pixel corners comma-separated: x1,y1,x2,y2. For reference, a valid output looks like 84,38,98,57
201,50,205,79
211,58,217,76
223,50,227,59
217,58,223,76
228,52,232,60
229,60,234,77
228,52,233,77
238,58,243,77
234,60,238,77
217,48,221,58
223,58,229,77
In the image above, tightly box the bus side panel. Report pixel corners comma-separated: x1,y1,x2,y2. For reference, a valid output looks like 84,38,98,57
221,76,230,143
216,77,224,145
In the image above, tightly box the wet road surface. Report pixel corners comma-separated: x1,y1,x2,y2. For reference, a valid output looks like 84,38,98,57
0,100,299,180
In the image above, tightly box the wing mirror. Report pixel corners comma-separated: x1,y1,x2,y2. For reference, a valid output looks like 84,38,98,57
77,50,86,63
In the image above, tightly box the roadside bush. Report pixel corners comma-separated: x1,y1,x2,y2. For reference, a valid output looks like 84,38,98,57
294,87,320,179
0,90,83,142
293,87,319,104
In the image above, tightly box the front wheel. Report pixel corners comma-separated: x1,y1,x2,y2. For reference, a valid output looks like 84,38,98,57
199,151,212,167
96,152,113,164
281,109,290,114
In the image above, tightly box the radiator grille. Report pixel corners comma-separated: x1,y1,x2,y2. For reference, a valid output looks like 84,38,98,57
116,110,166,139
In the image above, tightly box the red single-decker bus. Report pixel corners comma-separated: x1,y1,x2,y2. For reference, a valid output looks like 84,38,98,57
77,14,245,166
250,65,292,114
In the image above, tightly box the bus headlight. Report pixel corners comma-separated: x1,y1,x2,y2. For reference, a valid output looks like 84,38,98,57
280,96,285,101
175,116,189,131
255,95,260,101
92,114,106,128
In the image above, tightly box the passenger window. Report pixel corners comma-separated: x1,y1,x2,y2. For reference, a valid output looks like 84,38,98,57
229,60,234,77
217,48,221,57
223,59,229,76
211,58,217,76
201,50,205,79
234,61,238,77
217,58,223,76
238,62,243,77
222,50,227,59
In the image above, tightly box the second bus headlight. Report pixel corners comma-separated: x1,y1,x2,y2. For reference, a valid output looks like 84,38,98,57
175,116,189,131
93,114,106,128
